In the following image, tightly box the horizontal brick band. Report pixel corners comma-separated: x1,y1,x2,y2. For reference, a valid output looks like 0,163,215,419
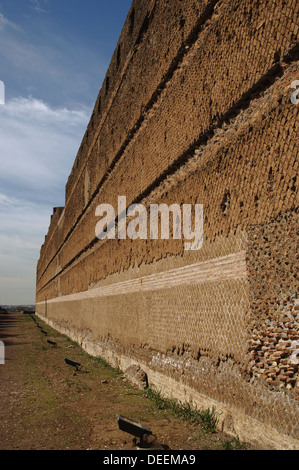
37,251,247,304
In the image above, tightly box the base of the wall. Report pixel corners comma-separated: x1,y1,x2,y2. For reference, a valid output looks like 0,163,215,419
36,311,299,450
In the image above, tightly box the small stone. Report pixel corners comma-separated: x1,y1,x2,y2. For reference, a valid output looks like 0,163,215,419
278,340,291,347
124,364,148,390
277,375,288,381
279,359,288,365
285,371,295,377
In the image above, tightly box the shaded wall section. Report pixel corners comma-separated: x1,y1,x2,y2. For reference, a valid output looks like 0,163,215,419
36,0,299,449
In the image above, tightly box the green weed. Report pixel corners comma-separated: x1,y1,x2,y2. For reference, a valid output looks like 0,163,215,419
144,387,219,433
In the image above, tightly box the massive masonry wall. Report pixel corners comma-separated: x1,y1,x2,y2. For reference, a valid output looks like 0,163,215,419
36,0,299,449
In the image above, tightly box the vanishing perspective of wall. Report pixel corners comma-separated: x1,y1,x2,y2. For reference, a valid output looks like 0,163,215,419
36,0,299,449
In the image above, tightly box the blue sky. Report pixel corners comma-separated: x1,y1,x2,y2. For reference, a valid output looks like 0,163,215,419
0,0,132,304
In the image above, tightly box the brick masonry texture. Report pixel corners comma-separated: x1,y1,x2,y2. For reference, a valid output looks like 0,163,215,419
36,0,299,449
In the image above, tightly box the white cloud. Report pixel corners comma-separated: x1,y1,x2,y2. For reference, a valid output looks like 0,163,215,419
0,13,20,32
0,96,91,304
0,192,50,304
5,95,88,121
0,8,105,304
0,96,90,203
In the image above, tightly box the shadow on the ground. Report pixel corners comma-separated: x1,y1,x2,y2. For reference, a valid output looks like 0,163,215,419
0,313,27,347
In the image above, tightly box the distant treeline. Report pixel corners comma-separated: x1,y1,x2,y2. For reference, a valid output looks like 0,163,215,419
0,305,35,313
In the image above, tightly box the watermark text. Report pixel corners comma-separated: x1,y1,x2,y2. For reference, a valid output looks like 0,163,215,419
95,197,203,251
290,80,299,105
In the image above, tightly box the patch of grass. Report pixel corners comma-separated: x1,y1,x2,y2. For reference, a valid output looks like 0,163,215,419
64,378,92,393
221,437,251,450
143,387,219,433
91,356,111,369
65,378,73,388
23,351,37,366
197,407,219,434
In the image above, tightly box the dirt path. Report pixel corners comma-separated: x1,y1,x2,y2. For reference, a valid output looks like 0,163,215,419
0,312,251,451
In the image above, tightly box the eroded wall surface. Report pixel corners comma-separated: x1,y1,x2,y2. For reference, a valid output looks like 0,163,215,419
36,0,299,449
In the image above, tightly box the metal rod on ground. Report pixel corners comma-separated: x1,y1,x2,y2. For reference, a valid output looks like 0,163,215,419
64,358,81,371
116,414,154,447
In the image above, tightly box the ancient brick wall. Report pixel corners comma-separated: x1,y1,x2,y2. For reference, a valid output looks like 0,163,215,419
36,0,299,449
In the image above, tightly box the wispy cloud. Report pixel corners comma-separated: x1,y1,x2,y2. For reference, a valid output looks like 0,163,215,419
0,96,90,203
29,0,48,13
0,5,111,304
0,198,50,304
0,96,90,303
0,9,106,107
0,12,20,31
